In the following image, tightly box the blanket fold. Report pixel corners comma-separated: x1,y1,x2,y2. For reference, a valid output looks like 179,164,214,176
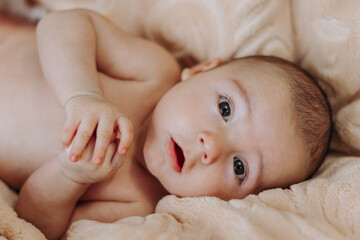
38,0,295,66
0,180,46,240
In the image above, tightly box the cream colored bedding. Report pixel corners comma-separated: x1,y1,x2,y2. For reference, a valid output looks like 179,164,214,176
1,0,360,239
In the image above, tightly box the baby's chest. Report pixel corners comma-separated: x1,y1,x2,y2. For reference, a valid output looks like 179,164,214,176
81,148,163,202
74,172,155,222
78,159,161,220
73,139,165,222
81,161,145,203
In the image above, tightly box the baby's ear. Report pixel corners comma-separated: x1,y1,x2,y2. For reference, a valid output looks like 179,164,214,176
181,58,222,81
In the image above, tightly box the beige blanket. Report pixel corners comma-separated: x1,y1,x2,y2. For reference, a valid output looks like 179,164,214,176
1,0,360,239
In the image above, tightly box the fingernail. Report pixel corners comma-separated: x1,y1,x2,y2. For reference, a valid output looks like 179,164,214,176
93,157,102,165
70,154,78,162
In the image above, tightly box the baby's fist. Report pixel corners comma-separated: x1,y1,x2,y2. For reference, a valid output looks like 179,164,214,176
57,136,125,184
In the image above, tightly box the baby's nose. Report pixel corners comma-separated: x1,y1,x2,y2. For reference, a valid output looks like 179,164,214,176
197,131,222,165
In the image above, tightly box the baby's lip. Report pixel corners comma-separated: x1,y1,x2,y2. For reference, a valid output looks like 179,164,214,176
168,138,185,173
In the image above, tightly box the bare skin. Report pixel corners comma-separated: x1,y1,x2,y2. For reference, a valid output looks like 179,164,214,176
0,11,179,239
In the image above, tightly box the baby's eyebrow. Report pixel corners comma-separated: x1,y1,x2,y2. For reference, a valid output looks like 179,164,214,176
231,78,251,118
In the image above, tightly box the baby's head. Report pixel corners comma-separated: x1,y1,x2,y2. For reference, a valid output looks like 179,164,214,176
144,56,331,200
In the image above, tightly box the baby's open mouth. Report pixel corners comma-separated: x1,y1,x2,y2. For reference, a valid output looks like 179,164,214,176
174,141,185,171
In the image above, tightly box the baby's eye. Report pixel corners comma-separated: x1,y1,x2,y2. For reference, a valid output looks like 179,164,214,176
233,157,246,181
218,96,232,122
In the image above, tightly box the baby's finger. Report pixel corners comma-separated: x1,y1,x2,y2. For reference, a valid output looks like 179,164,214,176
93,118,115,165
69,118,97,161
62,117,80,146
103,140,116,165
117,116,134,155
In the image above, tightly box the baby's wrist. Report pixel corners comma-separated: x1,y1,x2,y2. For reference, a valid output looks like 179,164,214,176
55,151,92,186
64,90,105,109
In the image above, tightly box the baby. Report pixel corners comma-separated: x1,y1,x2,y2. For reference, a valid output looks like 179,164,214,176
0,9,331,240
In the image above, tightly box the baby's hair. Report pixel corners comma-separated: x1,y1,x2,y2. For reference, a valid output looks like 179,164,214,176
236,56,332,177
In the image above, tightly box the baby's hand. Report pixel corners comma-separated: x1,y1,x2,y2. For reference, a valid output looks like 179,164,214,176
57,136,125,184
62,94,133,164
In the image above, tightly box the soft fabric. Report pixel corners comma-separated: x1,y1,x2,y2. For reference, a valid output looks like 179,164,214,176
37,0,295,65
0,180,46,240
292,0,360,154
1,0,360,239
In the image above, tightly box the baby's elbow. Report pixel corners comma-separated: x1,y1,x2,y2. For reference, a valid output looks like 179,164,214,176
36,10,64,39
36,9,90,35
166,54,181,86
154,47,181,88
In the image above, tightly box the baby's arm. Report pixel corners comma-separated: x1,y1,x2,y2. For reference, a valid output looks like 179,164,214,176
16,158,89,240
36,9,179,164
37,9,125,165
16,137,126,240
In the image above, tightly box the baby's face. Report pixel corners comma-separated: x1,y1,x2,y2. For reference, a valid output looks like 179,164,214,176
144,61,308,200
